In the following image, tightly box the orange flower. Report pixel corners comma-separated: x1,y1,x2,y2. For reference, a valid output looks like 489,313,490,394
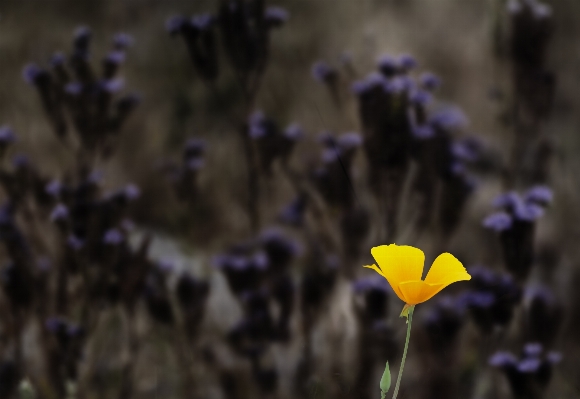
364,244,471,306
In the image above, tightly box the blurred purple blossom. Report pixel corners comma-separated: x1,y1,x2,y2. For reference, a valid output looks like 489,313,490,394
483,212,513,231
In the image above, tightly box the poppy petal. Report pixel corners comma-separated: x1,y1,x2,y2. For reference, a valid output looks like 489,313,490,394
398,280,444,305
371,244,425,289
363,264,406,302
424,253,471,287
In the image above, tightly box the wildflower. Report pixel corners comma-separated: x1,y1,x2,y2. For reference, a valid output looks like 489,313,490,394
364,244,471,308
364,244,470,399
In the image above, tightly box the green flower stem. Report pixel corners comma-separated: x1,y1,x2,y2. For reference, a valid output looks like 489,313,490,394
392,306,414,399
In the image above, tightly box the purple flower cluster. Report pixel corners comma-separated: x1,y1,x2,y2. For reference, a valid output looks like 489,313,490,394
483,186,552,280
459,266,522,334
490,342,561,399
23,27,139,152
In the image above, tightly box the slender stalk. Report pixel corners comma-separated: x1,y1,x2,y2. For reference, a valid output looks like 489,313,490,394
392,306,414,399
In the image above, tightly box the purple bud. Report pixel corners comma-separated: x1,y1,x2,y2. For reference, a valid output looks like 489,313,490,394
50,52,66,67
483,212,513,231
524,185,553,206
50,204,69,222
103,228,124,245
12,154,29,169
352,275,389,294
113,33,134,49
65,82,83,96
74,26,91,42
466,291,496,307
45,180,63,197
0,126,16,144
311,61,335,83
186,158,205,170
377,54,398,76
166,15,187,35
284,123,304,140
67,235,84,250
22,64,44,85
265,6,290,26
338,132,362,150
101,78,125,93
546,351,562,364
492,191,521,209
105,50,126,65
398,54,417,71
429,108,469,131
523,342,543,357
157,258,175,272
517,357,542,373
489,351,518,367
191,13,215,30
124,184,141,200
514,202,544,221
383,77,407,94
420,72,441,91
412,125,435,139
410,90,432,106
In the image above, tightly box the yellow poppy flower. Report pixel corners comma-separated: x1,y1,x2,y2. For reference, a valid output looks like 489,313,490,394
363,244,471,306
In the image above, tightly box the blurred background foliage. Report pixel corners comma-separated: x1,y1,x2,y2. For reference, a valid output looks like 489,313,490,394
1,0,580,398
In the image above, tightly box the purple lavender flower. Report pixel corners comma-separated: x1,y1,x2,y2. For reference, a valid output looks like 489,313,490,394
49,52,66,67
483,212,513,231
517,357,542,373
352,275,389,294
351,72,385,95
105,50,126,66
113,32,134,49
311,61,336,84
50,204,69,222
45,180,63,197
0,126,16,145
124,183,141,201
166,15,187,35
420,72,441,91
546,351,562,364
524,185,553,206
410,90,432,106
398,54,417,71
429,107,469,131
382,76,407,94
337,132,363,151
412,124,435,139
523,342,543,357
278,194,307,227
377,54,398,77
12,154,29,169
191,13,215,30
492,191,520,209
103,228,124,245
265,6,290,26
463,291,496,307
22,63,44,85
284,123,304,140
101,78,125,93
489,351,518,367
65,82,83,96
157,258,175,273
513,202,544,221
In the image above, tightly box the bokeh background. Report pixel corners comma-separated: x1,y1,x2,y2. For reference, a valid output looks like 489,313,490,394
1,0,580,398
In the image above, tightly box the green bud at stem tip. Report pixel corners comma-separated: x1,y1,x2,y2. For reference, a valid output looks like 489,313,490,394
380,361,391,392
